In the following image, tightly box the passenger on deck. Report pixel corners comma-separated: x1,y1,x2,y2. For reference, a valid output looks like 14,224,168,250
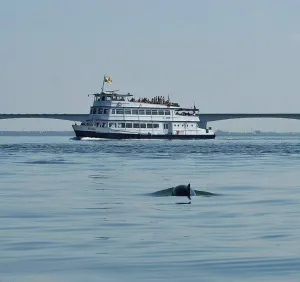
128,95,177,106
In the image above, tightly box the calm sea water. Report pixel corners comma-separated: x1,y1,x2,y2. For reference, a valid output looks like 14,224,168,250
1,135,300,282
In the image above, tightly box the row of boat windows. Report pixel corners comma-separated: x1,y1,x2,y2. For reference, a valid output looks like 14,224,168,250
110,123,160,129
85,122,198,128
91,122,161,128
90,108,171,116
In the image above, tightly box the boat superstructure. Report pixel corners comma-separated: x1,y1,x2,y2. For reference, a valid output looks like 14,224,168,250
72,76,215,139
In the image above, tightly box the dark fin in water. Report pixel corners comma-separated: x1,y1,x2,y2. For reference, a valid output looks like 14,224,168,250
187,183,191,200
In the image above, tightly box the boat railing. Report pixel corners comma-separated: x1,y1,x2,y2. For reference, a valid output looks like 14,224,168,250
128,97,180,107
175,108,199,116
175,112,197,116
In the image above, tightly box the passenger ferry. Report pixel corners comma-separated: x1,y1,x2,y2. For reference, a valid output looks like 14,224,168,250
72,76,215,139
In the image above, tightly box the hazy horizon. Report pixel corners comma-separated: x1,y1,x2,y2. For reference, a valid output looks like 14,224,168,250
1,0,300,132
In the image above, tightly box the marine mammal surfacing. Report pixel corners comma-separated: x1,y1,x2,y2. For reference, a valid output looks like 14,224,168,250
171,183,193,200
150,184,218,198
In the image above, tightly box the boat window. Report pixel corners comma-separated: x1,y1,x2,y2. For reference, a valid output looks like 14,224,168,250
126,123,132,128
163,124,169,129
92,108,97,114
102,123,106,127
152,110,158,115
103,109,108,114
116,109,124,114
98,108,103,114
140,123,146,128
165,110,170,115
109,123,116,128
139,110,145,115
133,123,140,128
96,123,99,127
153,124,159,128
118,123,125,128
132,109,138,115
124,109,131,115
145,110,151,115
158,110,164,115
90,108,93,114
147,124,153,128
111,109,115,114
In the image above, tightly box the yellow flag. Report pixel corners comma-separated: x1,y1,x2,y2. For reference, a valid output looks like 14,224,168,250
104,76,112,84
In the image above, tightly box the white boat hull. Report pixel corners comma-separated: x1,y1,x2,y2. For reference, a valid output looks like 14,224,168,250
72,125,215,140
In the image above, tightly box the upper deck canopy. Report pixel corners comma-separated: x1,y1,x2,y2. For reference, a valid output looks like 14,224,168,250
89,90,133,97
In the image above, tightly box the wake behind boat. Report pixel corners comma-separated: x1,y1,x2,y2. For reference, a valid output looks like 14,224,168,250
72,75,215,140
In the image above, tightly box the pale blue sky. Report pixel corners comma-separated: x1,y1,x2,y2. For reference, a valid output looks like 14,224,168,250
1,0,300,131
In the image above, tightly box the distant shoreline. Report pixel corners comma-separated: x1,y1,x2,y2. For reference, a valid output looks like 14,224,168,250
1,130,300,136
0,131,75,136
215,130,300,136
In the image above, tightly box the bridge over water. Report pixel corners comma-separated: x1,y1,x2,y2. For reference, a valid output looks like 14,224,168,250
1,113,300,129
0,114,88,122
196,113,300,128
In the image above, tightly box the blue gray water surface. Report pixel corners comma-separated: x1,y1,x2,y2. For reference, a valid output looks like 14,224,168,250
1,135,300,282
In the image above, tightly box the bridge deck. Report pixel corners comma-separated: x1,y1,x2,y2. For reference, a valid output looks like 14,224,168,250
0,114,88,122
1,113,300,129
196,113,300,122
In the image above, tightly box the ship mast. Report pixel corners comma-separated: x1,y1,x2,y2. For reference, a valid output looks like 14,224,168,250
101,74,106,93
